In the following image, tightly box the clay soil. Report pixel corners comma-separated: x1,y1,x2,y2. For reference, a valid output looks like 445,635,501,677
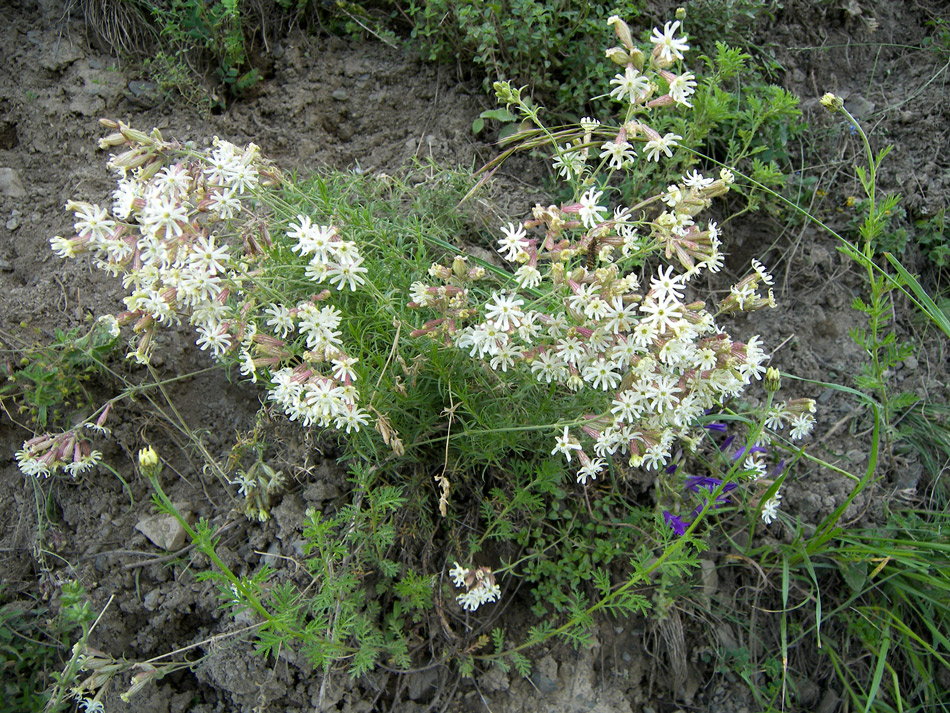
1,0,948,712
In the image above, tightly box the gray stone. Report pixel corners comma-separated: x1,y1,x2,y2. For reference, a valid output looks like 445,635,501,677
0,168,26,198
530,654,558,694
135,504,194,551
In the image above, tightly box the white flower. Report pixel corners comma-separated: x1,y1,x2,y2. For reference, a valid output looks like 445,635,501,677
551,426,582,462
449,562,469,588
583,358,622,391
514,264,542,288
265,304,294,338
289,216,336,261
112,180,139,220
70,202,115,243
189,234,230,275
668,72,697,107
498,222,529,261
639,295,683,334
609,66,650,104
155,164,192,196
600,140,636,170
650,20,689,63
335,406,369,433
579,116,601,132
683,170,713,189
142,195,188,238
650,265,685,302
578,188,607,229
326,255,368,291
789,413,815,440
209,187,242,219
644,133,682,162
751,258,775,285
484,291,526,332
761,492,782,525
196,323,232,357
551,146,587,180
223,162,258,195
577,457,606,485
331,354,359,382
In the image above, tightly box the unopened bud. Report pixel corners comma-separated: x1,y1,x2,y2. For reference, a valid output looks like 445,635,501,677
764,367,781,393
820,93,844,113
138,446,159,473
627,47,645,72
675,7,687,20
605,47,630,66
607,15,634,50
493,81,520,107
98,132,127,149
452,255,469,278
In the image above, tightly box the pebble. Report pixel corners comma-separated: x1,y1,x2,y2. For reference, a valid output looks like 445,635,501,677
135,503,194,551
0,167,26,198
6,209,21,230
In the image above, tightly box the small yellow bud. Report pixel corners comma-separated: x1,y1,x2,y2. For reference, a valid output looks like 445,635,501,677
675,7,687,20
820,93,844,113
765,367,782,393
138,446,158,470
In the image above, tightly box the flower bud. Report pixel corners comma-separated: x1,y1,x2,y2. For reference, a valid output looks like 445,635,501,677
605,47,631,66
493,81,520,106
98,132,128,149
138,446,159,474
820,93,844,113
452,255,469,278
627,47,645,72
675,7,687,20
607,16,634,51
119,124,152,146
764,367,782,393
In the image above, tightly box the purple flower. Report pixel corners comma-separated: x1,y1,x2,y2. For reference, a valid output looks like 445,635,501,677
703,422,727,432
684,476,738,509
663,510,690,536
685,475,737,494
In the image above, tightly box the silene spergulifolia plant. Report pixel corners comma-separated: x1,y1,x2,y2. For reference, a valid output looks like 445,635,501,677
23,13,815,666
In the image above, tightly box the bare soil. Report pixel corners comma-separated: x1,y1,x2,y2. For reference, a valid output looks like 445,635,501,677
1,0,947,711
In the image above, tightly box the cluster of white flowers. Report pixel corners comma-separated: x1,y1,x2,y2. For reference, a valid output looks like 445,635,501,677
51,121,371,447
411,171,775,484
761,492,783,525
16,430,103,478
449,563,502,612
762,397,817,442
410,16,813,489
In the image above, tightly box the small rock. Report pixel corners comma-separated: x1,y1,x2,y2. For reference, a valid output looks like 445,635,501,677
844,95,874,119
6,209,21,230
479,665,509,693
406,668,438,702
262,540,280,568
530,654,558,695
0,168,26,198
135,503,194,551
331,88,348,101
126,80,161,108
142,588,162,611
